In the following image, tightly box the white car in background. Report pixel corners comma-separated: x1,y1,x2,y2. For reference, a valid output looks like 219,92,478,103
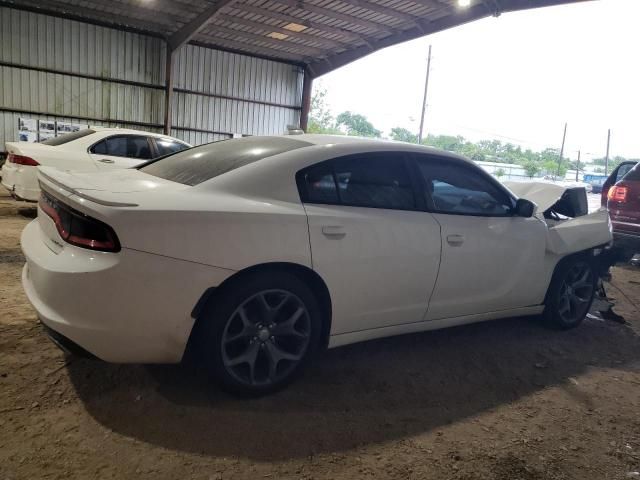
1,127,190,201
21,135,612,395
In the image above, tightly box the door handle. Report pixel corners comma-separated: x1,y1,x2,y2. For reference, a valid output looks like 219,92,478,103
322,225,346,238
98,158,115,164
446,234,464,246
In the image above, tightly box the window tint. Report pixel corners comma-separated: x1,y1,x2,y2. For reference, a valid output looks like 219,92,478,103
333,155,415,210
155,138,189,157
298,154,416,210
140,136,312,186
616,163,637,182
417,158,513,216
42,129,95,146
618,163,640,182
91,135,152,159
299,163,339,204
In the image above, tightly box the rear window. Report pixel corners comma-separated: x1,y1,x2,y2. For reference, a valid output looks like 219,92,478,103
620,163,640,182
139,136,312,186
42,129,95,146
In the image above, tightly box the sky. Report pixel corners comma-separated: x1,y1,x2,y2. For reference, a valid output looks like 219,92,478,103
314,0,640,163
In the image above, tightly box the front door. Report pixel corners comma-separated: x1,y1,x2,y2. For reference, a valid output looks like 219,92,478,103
414,155,548,320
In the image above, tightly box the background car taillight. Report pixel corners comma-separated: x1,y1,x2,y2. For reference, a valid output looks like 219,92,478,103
8,153,39,166
39,191,120,252
607,185,628,203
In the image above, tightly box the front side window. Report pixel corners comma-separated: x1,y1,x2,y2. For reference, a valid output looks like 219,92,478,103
417,157,514,216
90,135,152,159
298,153,416,211
155,138,189,157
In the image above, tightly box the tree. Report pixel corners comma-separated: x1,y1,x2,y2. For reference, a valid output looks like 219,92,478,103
307,85,341,134
336,111,381,138
523,161,541,178
494,168,506,179
389,127,418,144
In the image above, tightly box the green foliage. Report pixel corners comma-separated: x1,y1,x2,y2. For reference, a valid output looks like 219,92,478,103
389,127,419,144
307,86,341,134
523,161,541,178
336,111,382,138
494,168,506,178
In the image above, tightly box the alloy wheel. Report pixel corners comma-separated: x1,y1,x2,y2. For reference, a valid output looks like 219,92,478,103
220,289,311,387
557,262,594,324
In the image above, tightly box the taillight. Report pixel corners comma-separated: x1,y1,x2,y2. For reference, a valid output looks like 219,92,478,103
8,153,39,166
608,185,628,203
39,191,120,252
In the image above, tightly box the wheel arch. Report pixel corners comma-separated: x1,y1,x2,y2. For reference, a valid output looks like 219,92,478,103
187,262,333,355
544,248,597,304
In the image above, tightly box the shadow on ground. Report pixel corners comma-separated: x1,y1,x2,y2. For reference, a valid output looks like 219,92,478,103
67,314,640,461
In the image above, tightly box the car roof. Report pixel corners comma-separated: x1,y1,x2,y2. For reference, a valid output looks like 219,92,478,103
89,126,189,142
273,133,470,161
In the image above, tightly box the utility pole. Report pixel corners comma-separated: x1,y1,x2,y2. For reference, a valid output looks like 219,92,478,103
556,122,567,178
575,149,581,182
605,129,611,175
418,45,432,144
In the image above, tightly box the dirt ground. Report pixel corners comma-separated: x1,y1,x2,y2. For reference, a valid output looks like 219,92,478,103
1,190,640,480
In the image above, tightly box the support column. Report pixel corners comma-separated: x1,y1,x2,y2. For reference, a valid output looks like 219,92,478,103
300,68,313,132
163,46,174,136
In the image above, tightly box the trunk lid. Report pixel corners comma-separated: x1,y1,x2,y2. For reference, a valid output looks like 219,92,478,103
37,166,187,207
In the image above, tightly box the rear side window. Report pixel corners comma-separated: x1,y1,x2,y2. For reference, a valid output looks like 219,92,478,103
298,153,416,210
140,136,312,186
42,129,95,146
155,138,189,157
91,135,152,159
617,163,639,182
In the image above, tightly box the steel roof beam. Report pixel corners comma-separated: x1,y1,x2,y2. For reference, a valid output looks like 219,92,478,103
168,0,238,51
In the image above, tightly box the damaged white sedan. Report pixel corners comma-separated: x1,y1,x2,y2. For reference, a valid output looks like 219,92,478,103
21,135,612,395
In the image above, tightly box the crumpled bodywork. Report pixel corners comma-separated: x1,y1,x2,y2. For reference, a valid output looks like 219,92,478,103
504,181,612,255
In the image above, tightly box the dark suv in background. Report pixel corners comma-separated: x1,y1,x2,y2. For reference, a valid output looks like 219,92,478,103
603,161,640,259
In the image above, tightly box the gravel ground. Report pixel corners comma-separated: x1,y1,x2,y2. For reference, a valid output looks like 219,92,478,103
1,190,640,480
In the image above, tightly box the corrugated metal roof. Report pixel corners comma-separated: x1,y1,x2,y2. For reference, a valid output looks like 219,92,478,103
1,0,589,76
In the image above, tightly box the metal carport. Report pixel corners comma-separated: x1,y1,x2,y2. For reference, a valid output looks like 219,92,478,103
0,0,587,143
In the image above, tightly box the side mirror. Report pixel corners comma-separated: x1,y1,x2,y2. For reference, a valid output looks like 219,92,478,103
514,198,536,218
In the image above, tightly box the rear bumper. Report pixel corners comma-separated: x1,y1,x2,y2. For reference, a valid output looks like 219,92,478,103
41,322,96,358
21,218,234,363
1,163,39,201
612,230,640,254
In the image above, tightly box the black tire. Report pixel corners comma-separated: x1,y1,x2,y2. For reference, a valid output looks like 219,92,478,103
543,256,597,329
197,271,323,396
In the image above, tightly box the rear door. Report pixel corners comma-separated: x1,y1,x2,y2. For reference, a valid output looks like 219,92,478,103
299,152,442,336
88,135,154,169
414,155,548,320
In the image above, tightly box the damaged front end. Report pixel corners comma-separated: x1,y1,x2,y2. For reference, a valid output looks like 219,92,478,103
504,181,612,256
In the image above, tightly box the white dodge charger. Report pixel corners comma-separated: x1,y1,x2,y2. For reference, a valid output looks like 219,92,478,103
2,127,190,201
21,134,612,394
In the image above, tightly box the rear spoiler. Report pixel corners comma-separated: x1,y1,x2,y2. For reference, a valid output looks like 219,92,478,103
38,169,139,207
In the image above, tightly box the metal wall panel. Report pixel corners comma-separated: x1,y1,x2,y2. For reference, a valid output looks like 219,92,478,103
172,44,303,138
0,6,304,150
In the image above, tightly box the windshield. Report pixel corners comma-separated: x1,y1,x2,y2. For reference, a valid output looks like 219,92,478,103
139,136,312,186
